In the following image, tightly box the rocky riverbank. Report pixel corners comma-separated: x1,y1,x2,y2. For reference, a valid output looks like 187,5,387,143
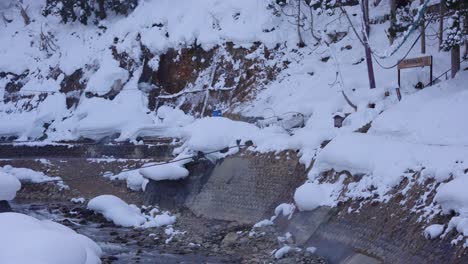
11,199,326,264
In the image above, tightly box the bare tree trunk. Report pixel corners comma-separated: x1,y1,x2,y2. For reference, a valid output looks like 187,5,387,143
451,44,460,78
297,0,305,47
465,12,468,57
361,0,376,88
439,0,445,50
389,0,396,44
420,0,426,54
16,0,29,25
96,0,107,20
465,39,468,58
364,0,370,35
308,7,321,42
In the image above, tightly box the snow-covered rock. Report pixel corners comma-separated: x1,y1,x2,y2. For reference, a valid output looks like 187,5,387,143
424,224,444,239
70,197,86,204
0,212,102,264
0,165,62,184
181,117,259,152
434,175,468,215
140,163,189,181
151,212,177,228
0,172,21,201
85,51,129,96
253,219,274,228
87,195,146,227
106,170,147,191
294,181,342,211
87,195,177,228
274,245,291,259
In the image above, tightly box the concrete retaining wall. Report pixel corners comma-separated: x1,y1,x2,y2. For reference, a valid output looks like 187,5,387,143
144,150,468,263
144,151,306,224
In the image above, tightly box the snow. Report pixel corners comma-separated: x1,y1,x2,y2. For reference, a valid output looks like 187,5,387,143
140,163,189,181
151,212,177,228
369,77,468,145
274,203,296,219
106,170,147,191
306,247,317,254
0,172,21,201
85,50,129,96
180,117,259,152
253,219,274,228
139,150,193,181
274,245,291,259
294,180,343,211
252,203,296,229
0,165,67,191
307,133,468,201
0,212,102,264
435,176,468,216
72,90,155,141
71,197,86,204
424,224,445,240
87,195,176,228
0,165,63,184
0,93,68,140
156,106,194,127
87,195,147,227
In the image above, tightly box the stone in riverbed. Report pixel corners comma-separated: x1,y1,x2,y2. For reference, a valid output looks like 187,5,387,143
0,200,12,213
221,232,238,246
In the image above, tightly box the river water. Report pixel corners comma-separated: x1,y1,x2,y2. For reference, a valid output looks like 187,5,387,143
10,201,234,264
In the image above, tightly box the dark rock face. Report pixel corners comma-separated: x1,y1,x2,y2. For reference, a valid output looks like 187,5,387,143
155,47,215,95
0,200,12,213
60,69,85,109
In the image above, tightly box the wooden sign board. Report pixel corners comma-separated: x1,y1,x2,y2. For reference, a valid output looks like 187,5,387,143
398,56,432,70
398,55,433,88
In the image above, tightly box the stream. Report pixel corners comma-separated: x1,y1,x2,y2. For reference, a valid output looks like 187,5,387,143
10,201,235,264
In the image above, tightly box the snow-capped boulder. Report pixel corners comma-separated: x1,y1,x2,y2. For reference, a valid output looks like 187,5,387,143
0,212,102,264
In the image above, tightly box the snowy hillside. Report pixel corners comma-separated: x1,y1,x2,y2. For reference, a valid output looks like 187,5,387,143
1,0,468,262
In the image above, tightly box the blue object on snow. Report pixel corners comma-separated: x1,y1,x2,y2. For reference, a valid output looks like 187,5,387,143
212,110,222,117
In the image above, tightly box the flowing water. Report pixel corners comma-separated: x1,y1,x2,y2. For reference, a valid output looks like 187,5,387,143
10,201,234,264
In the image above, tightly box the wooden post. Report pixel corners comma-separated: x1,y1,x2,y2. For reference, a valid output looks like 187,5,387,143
439,0,445,50
396,88,402,101
398,68,401,87
451,44,460,78
420,0,426,54
362,0,376,89
389,0,397,44
296,0,305,47
364,0,370,35
430,56,433,85
465,13,468,57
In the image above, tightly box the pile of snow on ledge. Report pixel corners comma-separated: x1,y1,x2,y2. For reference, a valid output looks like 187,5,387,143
0,212,102,264
0,165,68,190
